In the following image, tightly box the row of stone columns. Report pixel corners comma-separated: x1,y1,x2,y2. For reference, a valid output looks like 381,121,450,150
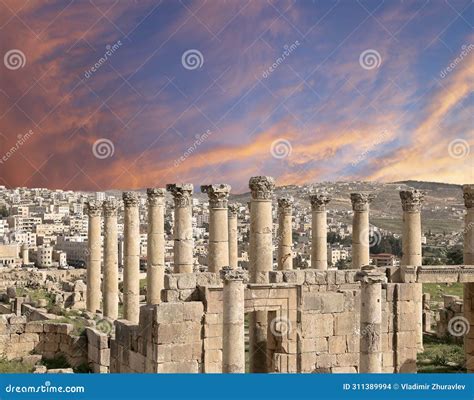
463,185,474,373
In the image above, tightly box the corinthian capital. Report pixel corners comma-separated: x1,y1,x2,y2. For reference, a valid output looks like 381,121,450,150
400,189,425,212
228,203,239,217
166,183,193,208
309,193,331,211
463,184,474,209
122,191,139,208
201,184,231,208
103,199,118,217
147,188,166,207
220,266,248,282
278,197,293,216
350,193,374,212
85,200,102,217
249,176,275,200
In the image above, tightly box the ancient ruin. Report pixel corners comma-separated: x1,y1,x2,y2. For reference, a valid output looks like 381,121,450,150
0,179,473,374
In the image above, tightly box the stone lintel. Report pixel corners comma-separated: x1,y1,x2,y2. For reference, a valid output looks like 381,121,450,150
355,265,387,284
220,266,248,282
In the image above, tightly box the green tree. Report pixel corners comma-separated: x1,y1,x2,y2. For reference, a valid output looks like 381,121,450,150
446,247,463,265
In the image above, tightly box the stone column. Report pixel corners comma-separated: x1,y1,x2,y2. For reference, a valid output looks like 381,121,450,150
201,184,231,273
146,188,166,305
21,244,29,265
400,189,425,351
277,197,293,270
228,204,239,269
350,193,374,269
166,184,194,274
463,185,474,373
309,194,331,270
248,176,275,373
356,265,387,373
86,200,102,314
122,192,140,324
103,199,119,320
221,267,247,373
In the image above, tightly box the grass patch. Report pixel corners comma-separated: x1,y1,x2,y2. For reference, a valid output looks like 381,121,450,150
42,355,70,370
16,288,55,310
423,283,463,303
0,358,34,373
418,335,465,373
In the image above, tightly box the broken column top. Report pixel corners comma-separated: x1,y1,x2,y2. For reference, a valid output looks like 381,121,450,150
122,191,139,207
201,184,231,208
85,200,102,216
355,265,387,284
309,193,331,211
103,198,119,216
166,183,193,207
463,184,474,209
220,266,249,282
147,188,166,206
249,176,275,200
350,193,374,211
400,189,425,212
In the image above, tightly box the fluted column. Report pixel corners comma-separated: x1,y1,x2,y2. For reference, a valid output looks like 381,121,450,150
166,184,194,273
123,192,140,324
248,176,274,373
147,188,166,305
310,194,331,270
201,184,231,273
86,200,102,313
228,204,239,269
221,267,247,373
356,266,387,373
463,185,474,373
277,197,293,270
400,189,425,351
103,199,118,320
351,193,374,269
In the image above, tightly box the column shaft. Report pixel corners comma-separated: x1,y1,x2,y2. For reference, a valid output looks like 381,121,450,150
228,204,238,269
277,198,293,270
463,185,474,373
103,200,118,319
123,192,140,324
351,193,373,269
86,201,101,313
310,194,331,270
147,189,166,305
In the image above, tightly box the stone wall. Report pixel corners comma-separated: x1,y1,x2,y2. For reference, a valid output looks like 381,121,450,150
436,294,463,342
0,316,87,366
86,327,110,373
